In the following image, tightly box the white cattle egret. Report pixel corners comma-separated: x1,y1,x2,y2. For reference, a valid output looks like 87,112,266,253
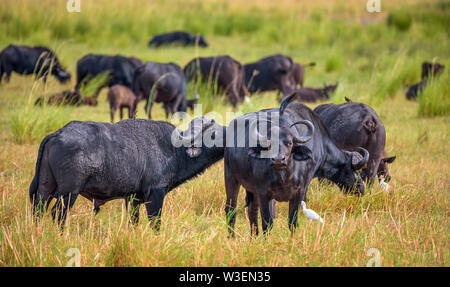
379,179,389,192
301,201,324,223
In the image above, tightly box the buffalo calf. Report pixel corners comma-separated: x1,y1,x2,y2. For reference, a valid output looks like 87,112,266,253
107,84,137,122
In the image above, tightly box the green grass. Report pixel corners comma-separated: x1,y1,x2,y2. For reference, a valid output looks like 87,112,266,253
418,73,450,117
0,0,448,267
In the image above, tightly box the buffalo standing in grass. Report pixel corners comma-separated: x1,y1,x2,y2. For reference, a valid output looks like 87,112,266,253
75,54,142,97
314,101,396,186
406,61,445,100
224,94,369,235
184,55,247,107
244,54,295,97
0,45,71,84
133,61,198,119
107,85,138,122
30,116,226,229
149,31,208,48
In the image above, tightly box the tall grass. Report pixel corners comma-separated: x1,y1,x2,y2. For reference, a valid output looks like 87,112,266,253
9,78,73,144
418,73,450,117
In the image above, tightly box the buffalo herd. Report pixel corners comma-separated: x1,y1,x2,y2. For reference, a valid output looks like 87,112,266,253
5,29,444,234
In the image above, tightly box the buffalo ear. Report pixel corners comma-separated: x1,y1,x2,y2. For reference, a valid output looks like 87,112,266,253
292,145,312,161
382,155,396,164
186,147,202,158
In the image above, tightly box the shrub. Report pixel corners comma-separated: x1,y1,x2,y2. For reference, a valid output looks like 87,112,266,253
387,12,412,32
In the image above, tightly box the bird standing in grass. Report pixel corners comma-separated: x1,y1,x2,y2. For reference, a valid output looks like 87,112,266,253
301,201,324,223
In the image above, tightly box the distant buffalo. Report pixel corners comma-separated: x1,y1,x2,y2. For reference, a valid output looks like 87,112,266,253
314,101,396,185
75,54,143,97
406,61,445,101
133,61,197,119
291,83,338,102
289,62,316,88
184,55,247,107
0,44,70,84
35,90,97,106
107,85,137,122
149,31,208,48
244,54,295,97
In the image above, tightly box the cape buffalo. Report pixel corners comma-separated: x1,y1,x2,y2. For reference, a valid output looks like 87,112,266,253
291,83,338,103
289,62,316,88
133,61,197,119
107,85,138,122
184,55,246,107
35,90,97,106
29,116,226,229
0,45,70,84
224,94,369,235
244,54,295,97
75,54,142,97
314,101,396,186
149,31,208,47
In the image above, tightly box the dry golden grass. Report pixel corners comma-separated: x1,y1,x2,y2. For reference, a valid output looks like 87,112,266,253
0,0,448,266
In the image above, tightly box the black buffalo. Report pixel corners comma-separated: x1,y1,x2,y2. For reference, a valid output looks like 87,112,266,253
0,45,70,84
224,94,369,235
133,61,197,119
421,61,445,80
149,31,208,48
75,54,143,97
244,54,295,97
30,116,226,229
184,55,247,107
291,83,338,103
314,101,396,185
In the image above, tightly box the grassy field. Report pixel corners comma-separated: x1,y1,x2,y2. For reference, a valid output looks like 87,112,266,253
0,0,449,266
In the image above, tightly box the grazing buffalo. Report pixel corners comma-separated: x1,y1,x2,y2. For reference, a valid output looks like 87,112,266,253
133,61,197,119
244,54,295,97
406,80,428,100
289,62,316,88
224,94,369,235
30,116,226,229
149,31,208,47
107,85,138,122
421,61,445,80
184,55,246,107
0,45,70,84
314,101,396,186
75,54,142,97
35,90,97,106
290,83,338,103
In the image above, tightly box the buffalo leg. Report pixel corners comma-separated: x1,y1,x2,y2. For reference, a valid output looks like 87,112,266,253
110,107,116,123
246,191,259,236
258,193,273,235
52,193,79,228
224,165,240,237
145,188,166,231
288,192,302,233
125,196,141,225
